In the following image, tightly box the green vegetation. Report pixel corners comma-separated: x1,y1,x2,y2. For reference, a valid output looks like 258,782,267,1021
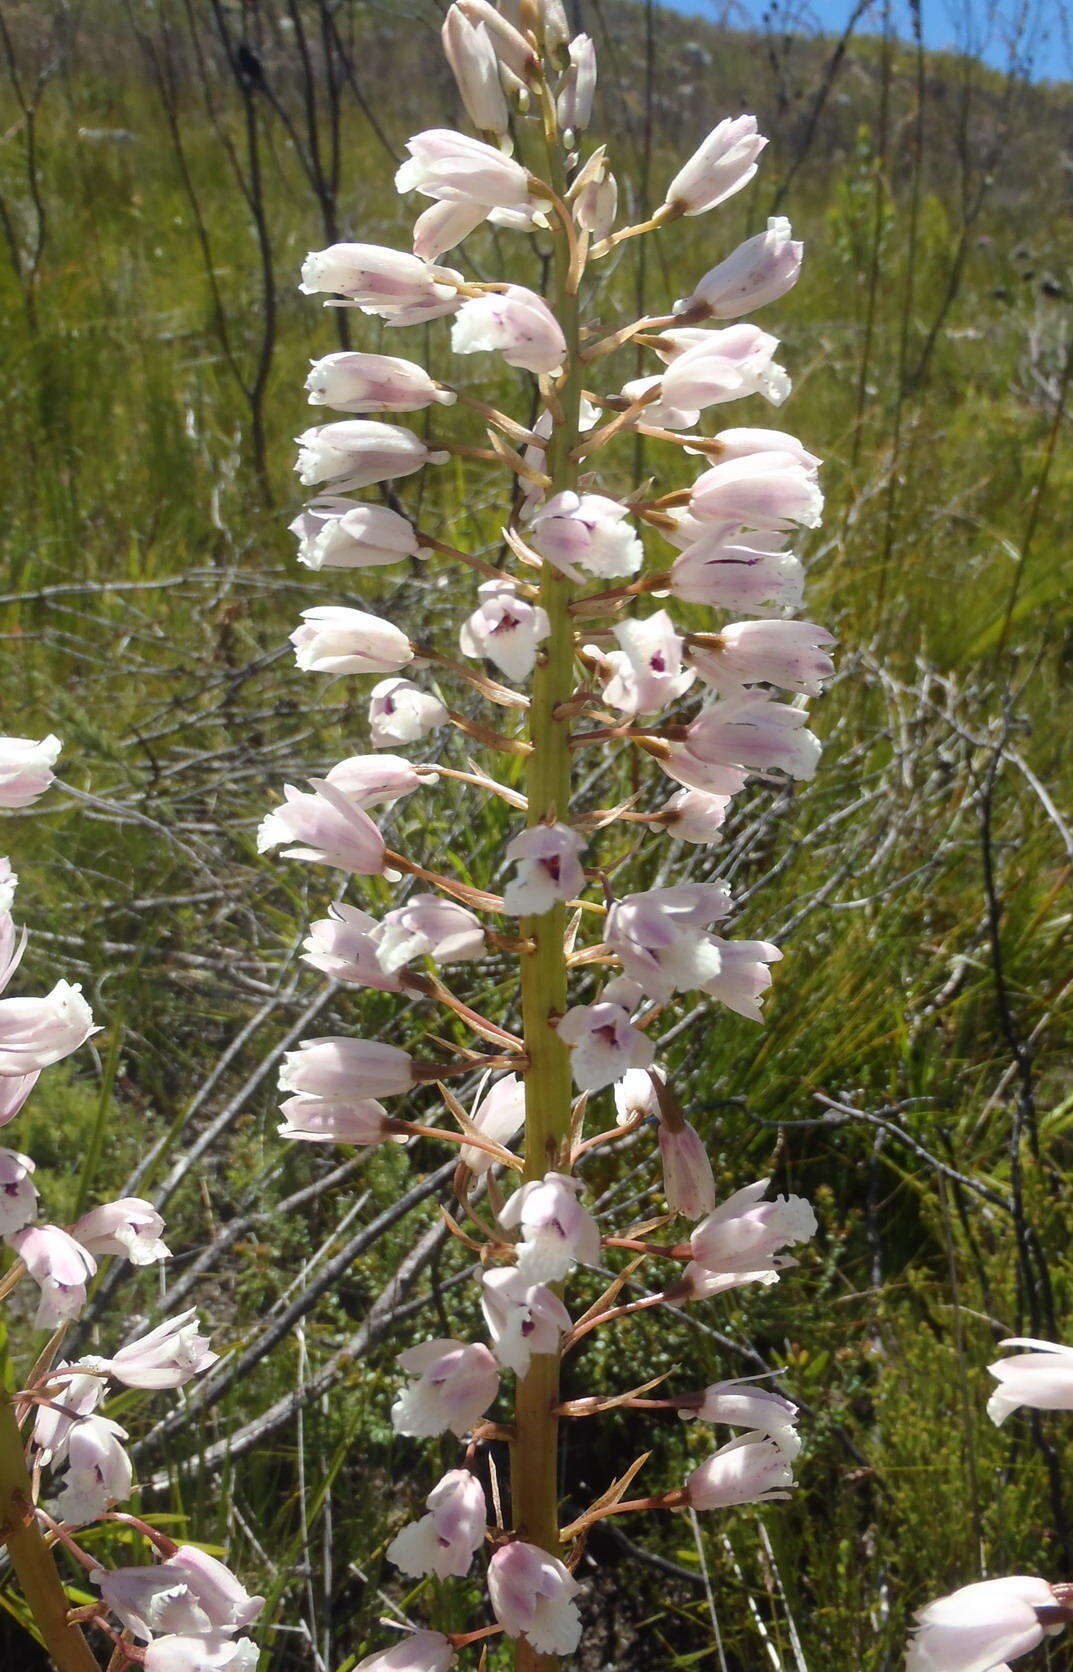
1,1,1071,1667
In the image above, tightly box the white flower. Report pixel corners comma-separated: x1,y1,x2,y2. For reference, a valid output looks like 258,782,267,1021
906,1576,1065,1672
451,286,566,374
593,611,695,715
53,1414,132,1525
0,735,62,808
527,491,643,581
605,882,731,1004
498,1172,600,1282
387,1468,487,1579
480,1267,571,1375
0,1146,37,1235
392,1338,501,1437
700,937,782,1021
659,788,731,845
459,580,550,683
676,217,803,319
987,1338,1073,1427
686,695,821,782
295,421,446,490
502,822,586,915
305,351,452,414
659,1121,716,1219
71,1199,170,1265
686,1433,794,1508
441,8,509,135
396,129,535,212
299,242,462,326
488,1540,582,1656
689,1380,800,1455
353,1633,455,1672
557,995,655,1092
289,500,420,571
460,1073,526,1175
145,1638,259,1672
688,1178,817,1289
664,115,767,216
688,620,835,696
369,679,448,746
290,606,413,676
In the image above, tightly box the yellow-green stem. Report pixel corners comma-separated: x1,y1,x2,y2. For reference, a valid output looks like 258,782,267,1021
511,73,583,1672
0,1390,101,1672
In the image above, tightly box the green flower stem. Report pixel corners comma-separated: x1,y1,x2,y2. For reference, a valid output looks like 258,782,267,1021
0,1389,101,1672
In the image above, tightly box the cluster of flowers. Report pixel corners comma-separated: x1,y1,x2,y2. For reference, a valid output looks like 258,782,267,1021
0,735,258,1672
906,1339,1073,1672
261,2,831,1667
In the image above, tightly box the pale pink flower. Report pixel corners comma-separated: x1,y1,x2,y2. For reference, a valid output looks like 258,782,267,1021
71,1198,170,1265
99,1309,218,1389
295,421,446,491
257,782,386,876
502,822,586,916
557,994,655,1092
575,169,617,239
290,605,413,676
460,580,550,683
594,611,695,714
480,1267,571,1375
688,1380,800,1454
11,1224,97,1328
713,426,820,473
688,1179,817,1286
498,1172,600,1282
354,1633,455,1672
0,1070,38,1125
144,1638,258,1672
99,1549,262,1641
689,620,835,696
528,491,643,581
686,1433,795,1508
701,937,782,1020
33,1365,105,1464
53,1413,132,1525
279,1037,415,1102
413,198,487,261
377,895,485,970
278,1095,398,1147
488,1540,582,1657
167,1547,264,1633
987,1338,1073,1427
906,1576,1066,1672
0,735,62,808
299,243,462,325
686,695,821,781
392,1337,501,1437
669,530,805,616
688,454,823,533
605,882,732,1004
369,679,448,746
387,1467,487,1579
302,904,405,992
460,1073,526,1175
441,8,510,135
659,327,790,411
664,115,766,216
457,0,538,79
0,1146,37,1235
451,286,566,374
396,129,535,213
305,351,453,414
659,1122,716,1219
655,743,748,799
557,34,597,137
0,979,97,1075
659,788,731,844
614,1064,664,1125
676,216,803,319
324,753,427,808
290,500,421,571
620,372,702,432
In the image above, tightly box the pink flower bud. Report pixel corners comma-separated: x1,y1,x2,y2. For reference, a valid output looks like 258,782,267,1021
71,1199,170,1265
33,1365,105,1464
145,1637,258,1672
392,1337,501,1437
299,243,462,325
413,198,487,261
688,453,823,533
502,822,586,916
480,1267,571,1375
700,937,781,1020
442,9,510,135
668,529,805,615
498,1172,600,1282
387,1466,487,1579
451,286,566,374
614,1064,664,1125
369,679,448,746
689,620,835,696
302,904,406,991
678,216,802,319
458,0,538,79
590,610,695,715
289,500,421,571
305,351,454,414
460,580,550,683
488,1540,582,1657
659,1121,716,1218
0,734,61,808
557,995,655,1092
557,34,597,137
290,605,413,676
686,1433,794,1508
280,1037,415,1102
906,1576,1064,1672
0,1146,37,1235
396,129,535,215
689,1380,799,1451
354,1633,456,1672
659,788,731,844
664,115,767,216
324,753,427,808
714,426,820,473
11,1224,97,1328
987,1338,1073,1427
53,1412,132,1525
0,978,97,1075
575,169,617,239
279,1095,398,1147
686,695,821,781
98,1309,218,1389
295,421,447,490
689,1178,816,1280
377,895,485,969
528,491,643,580
257,782,386,876
460,1072,525,1174
605,883,731,1004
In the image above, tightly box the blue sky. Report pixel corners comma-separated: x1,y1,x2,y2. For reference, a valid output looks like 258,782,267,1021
676,0,1071,80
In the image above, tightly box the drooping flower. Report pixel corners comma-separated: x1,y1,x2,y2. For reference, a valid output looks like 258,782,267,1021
614,1064,664,1125
290,500,421,571
33,1365,106,1465
557,990,655,1092
700,937,782,1021
906,1576,1069,1672
460,580,550,683
369,679,448,746
488,1540,582,1657
451,286,566,374
0,735,62,808
659,1122,717,1219
654,324,791,409
324,754,427,808
605,883,732,1004
257,782,386,876
480,1267,571,1375
295,421,447,490
290,606,413,676
685,1433,795,1508
668,529,805,616
0,980,98,1075
144,1638,259,1672
676,216,803,319
658,788,732,845
498,1172,601,1282
387,1467,487,1579
527,491,643,581
302,904,406,992
686,1380,800,1454
53,1413,132,1525
687,452,823,533
98,1548,263,1641
376,895,486,970
459,1073,526,1174
11,1225,97,1328
441,7,510,136
71,1198,170,1265
557,33,597,138
987,1338,1073,1427
413,198,488,262
396,129,537,215
663,115,766,216
392,1337,501,1437
305,351,454,414
502,822,586,915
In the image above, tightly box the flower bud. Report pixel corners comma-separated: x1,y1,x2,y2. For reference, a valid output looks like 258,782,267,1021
278,1095,399,1147
290,605,413,676
257,782,386,876
0,979,98,1074
480,1267,571,1375
369,679,448,746
279,1037,416,1102
413,198,487,262
305,351,454,414
299,243,462,325
686,1433,794,1508
451,285,566,374
98,1309,218,1389
498,1172,600,1282
659,1121,716,1218
0,734,61,808
442,8,510,135
460,1072,525,1175
502,822,586,916
458,0,538,81
295,421,447,490
677,216,803,319
324,753,427,808
459,580,550,683
557,994,655,1092
488,1540,582,1657
387,1467,487,1579
528,491,643,581
289,500,421,570
396,129,534,213
11,1224,97,1328
575,170,617,239
664,115,766,216
557,34,597,137
392,1337,501,1437
71,1198,170,1265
